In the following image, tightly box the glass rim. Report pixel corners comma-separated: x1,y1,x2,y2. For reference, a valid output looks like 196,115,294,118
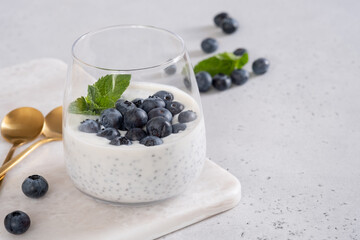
71,24,186,72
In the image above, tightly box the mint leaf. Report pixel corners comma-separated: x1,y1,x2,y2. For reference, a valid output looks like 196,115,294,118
194,52,249,76
69,74,131,115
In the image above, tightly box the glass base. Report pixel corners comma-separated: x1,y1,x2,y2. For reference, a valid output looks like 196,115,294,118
75,186,180,207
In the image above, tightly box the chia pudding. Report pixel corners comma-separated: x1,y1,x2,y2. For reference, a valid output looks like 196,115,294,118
63,82,206,203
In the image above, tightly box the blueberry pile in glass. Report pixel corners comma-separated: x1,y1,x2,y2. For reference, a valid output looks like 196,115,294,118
78,90,197,147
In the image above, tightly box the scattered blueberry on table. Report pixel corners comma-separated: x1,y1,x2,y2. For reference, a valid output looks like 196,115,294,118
233,48,247,56
212,74,232,91
252,58,270,75
201,38,218,53
214,12,229,27
4,210,31,235
22,175,49,199
164,64,177,75
196,71,212,92
221,18,238,34
231,69,249,86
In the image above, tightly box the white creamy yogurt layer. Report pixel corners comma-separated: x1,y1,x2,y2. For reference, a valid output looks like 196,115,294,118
63,82,206,203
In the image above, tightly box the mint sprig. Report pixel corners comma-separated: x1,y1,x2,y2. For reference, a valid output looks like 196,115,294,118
194,52,248,76
69,74,131,115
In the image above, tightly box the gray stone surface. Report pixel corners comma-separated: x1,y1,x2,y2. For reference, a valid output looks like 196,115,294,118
1,0,360,239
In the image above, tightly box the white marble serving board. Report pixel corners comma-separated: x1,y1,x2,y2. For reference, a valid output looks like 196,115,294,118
0,59,241,240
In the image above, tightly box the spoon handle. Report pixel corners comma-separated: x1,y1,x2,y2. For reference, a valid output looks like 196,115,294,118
0,142,22,187
0,137,62,179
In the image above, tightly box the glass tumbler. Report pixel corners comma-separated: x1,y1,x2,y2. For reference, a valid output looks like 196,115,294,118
63,25,206,204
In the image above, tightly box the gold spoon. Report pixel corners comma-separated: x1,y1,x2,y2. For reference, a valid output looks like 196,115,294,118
0,106,62,179
0,107,44,186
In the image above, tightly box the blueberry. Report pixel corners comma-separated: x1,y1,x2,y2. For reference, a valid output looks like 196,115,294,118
165,101,184,116
110,136,132,146
124,108,148,130
230,69,249,85
115,99,137,115
153,91,174,102
214,12,229,27
252,58,270,75
96,127,120,140
4,211,31,235
141,96,165,113
196,71,212,92
178,110,197,123
201,38,218,54
132,98,143,108
125,128,147,141
148,107,172,122
233,48,247,56
221,18,238,34
212,73,231,91
21,175,49,198
164,65,177,75
140,136,163,146
100,108,123,129
146,116,172,138
184,77,191,90
172,123,187,133
78,119,100,133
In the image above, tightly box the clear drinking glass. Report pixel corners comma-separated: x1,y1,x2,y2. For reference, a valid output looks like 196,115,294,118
63,25,206,204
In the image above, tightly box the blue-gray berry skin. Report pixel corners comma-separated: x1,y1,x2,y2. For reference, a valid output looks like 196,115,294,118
221,18,238,34
178,110,197,123
164,65,177,75
231,69,249,85
148,107,172,122
115,99,136,115
4,210,31,235
131,98,143,108
201,38,218,53
78,119,100,133
140,136,163,146
183,77,191,90
153,91,174,102
146,116,172,138
172,123,187,133
124,108,148,130
214,12,229,27
100,108,123,129
21,175,49,199
110,136,132,146
233,48,247,56
96,127,120,140
252,58,270,75
141,97,165,113
212,74,231,91
125,128,147,141
196,71,212,92
165,101,184,115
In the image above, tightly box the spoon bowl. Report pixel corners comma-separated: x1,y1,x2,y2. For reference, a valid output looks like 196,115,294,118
0,106,62,180
0,107,44,187
1,107,44,144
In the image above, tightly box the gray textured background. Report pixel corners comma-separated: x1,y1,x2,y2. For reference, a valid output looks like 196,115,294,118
1,0,360,239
